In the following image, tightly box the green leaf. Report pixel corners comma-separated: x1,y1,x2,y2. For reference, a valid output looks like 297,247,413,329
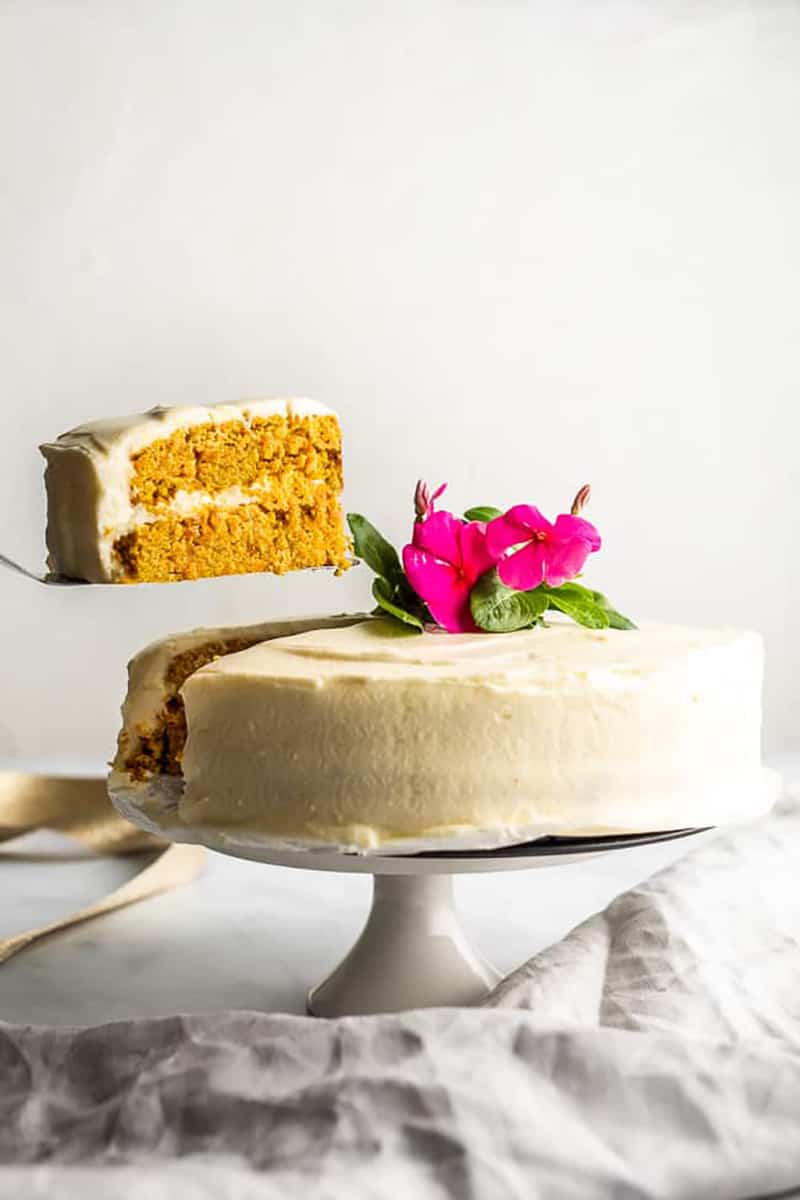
543,585,609,630
547,581,595,602
463,506,502,523
347,513,405,588
605,611,636,631
470,569,549,633
543,582,637,631
589,589,637,630
372,577,424,632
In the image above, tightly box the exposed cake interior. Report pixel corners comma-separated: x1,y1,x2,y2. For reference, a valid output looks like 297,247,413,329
113,615,362,781
129,412,342,506
120,636,259,779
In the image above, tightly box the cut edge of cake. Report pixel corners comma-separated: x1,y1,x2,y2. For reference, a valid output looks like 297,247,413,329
110,613,365,784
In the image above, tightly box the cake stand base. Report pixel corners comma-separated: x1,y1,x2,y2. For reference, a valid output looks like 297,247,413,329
307,874,501,1017
108,781,712,1018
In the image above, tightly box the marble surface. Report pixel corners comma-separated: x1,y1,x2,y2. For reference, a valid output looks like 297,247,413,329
1,753,796,1028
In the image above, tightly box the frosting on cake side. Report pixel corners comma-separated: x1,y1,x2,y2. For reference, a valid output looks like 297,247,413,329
174,618,772,847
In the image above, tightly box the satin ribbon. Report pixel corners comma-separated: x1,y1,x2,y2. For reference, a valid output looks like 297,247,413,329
0,771,205,963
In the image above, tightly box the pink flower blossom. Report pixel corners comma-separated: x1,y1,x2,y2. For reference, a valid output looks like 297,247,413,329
486,505,601,591
403,510,495,633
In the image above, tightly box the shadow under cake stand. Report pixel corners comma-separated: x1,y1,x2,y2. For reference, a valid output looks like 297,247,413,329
114,787,705,1017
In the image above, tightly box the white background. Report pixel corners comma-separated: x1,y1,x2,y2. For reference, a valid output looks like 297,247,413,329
1,0,798,766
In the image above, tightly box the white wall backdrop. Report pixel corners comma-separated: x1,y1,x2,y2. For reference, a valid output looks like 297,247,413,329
0,0,798,767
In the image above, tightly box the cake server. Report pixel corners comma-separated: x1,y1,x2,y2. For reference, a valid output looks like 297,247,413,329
0,552,85,586
0,551,344,586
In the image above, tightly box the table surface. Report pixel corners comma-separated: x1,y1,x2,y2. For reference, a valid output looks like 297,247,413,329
1,753,796,1027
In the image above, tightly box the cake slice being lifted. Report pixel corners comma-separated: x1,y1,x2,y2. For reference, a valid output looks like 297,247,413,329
40,398,350,583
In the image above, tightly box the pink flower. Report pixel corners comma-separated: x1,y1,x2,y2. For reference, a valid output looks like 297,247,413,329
486,505,601,591
403,511,495,633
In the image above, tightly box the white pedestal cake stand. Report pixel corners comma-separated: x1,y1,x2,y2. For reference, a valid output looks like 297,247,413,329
239,833,706,1017
115,787,705,1017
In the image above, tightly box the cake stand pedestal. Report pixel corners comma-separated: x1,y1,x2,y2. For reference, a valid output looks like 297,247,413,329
139,827,704,1017
309,873,499,1016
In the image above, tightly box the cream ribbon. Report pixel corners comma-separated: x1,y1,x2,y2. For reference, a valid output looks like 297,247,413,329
0,771,206,963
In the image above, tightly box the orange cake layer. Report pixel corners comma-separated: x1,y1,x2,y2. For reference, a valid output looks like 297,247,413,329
113,490,349,583
40,398,350,583
130,413,342,508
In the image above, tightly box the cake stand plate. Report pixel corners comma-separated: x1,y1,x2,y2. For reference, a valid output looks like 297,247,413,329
118,795,706,1016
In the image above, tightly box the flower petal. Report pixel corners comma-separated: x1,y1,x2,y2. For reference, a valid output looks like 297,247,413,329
503,505,553,535
460,521,496,585
430,589,479,633
543,537,595,587
486,506,552,558
403,546,475,631
403,544,457,600
412,510,463,568
497,542,547,590
552,513,601,552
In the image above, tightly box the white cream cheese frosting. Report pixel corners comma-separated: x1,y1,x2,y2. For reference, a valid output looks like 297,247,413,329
174,618,774,848
40,397,335,582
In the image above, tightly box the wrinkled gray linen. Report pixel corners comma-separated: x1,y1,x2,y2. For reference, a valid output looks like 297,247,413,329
2,792,800,1199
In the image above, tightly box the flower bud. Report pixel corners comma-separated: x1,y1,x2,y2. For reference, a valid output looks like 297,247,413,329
570,484,591,516
414,480,447,521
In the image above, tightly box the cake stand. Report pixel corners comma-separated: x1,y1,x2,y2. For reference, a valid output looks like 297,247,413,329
114,787,706,1016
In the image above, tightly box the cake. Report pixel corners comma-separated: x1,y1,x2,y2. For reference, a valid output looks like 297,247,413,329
109,479,776,852
40,398,349,583
110,615,775,851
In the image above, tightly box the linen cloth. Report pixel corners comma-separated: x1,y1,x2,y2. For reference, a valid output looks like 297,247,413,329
0,772,206,961
2,787,800,1199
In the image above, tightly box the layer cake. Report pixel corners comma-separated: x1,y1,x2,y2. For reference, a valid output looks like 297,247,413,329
111,616,774,850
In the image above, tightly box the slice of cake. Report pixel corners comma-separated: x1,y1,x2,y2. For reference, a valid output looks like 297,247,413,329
40,398,350,583
111,616,777,851
111,614,362,783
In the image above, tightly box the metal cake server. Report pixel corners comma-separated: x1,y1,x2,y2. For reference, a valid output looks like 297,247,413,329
0,552,86,586
0,551,344,587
